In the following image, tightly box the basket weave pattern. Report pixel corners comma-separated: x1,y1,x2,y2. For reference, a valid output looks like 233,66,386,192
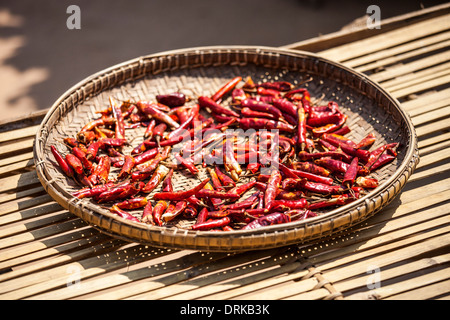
34,46,419,251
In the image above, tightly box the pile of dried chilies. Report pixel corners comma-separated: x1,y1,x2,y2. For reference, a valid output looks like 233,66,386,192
50,75,400,231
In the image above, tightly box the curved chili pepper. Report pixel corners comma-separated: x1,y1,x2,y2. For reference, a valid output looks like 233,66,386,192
72,182,115,199
191,216,231,231
152,178,210,201
232,88,247,103
97,138,127,148
356,133,376,149
299,150,352,163
211,76,242,102
156,92,186,107
196,189,240,200
136,101,180,128
77,130,96,145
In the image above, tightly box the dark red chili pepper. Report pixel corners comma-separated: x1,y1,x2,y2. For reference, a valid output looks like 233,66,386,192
152,123,167,147
85,141,103,160
167,108,198,140
278,162,334,185
195,207,209,225
211,76,242,102
312,114,347,136
343,157,359,188
241,99,283,119
191,216,231,231
307,113,342,127
368,153,396,172
152,178,210,201
271,98,297,119
258,81,293,92
72,182,115,199
241,212,290,230
156,92,186,107
136,101,180,128
227,180,257,198
220,192,260,211
198,96,240,118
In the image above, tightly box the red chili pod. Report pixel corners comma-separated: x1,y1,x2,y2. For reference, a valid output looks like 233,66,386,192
51,146,74,178
191,216,231,231
65,153,84,175
156,92,186,107
211,76,242,102
343,157,359,188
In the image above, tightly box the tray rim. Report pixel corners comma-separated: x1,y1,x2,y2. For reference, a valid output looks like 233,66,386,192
33,45,419,251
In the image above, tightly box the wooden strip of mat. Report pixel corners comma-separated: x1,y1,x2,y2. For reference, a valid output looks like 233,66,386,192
318,13,450,62
0,125,39,143
344,267,450,300
334,253,450,297
386,277,450,300
344,31,450,68
390,73,450,99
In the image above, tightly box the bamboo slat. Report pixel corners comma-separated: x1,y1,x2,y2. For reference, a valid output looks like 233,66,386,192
0,4,449,301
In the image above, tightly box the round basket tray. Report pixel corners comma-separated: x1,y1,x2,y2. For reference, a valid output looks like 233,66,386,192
34,46,419,252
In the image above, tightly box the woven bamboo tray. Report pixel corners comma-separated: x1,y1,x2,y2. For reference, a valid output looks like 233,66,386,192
33,46,419,252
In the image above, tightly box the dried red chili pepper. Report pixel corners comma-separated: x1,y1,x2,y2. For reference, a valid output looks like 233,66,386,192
136,101,180,128
109,205,140,223
152,178,210,201
118,155,135,179
198,96,240,118
191,216,231,231
211,76,242,102
115,197,148,210
156,92,186,107
241,212,290,230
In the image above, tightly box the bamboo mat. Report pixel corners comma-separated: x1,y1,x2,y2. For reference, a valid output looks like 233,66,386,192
0,5,449,300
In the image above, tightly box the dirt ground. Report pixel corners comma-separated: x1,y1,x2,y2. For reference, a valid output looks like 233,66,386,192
0,0,447,123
